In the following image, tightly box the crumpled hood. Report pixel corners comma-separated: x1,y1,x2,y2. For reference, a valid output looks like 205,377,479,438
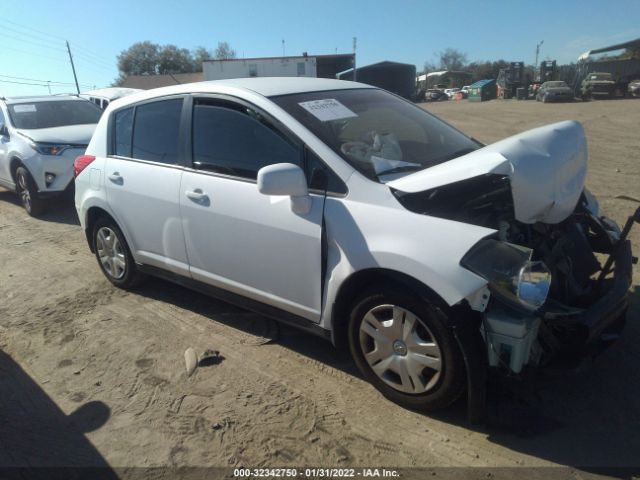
18,123,96,145
388,120,588,224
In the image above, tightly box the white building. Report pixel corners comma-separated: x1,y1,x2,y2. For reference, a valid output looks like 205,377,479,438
203,54,354,81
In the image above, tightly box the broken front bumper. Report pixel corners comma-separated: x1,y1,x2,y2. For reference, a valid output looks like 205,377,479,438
538,237,634,370
483,216,635,373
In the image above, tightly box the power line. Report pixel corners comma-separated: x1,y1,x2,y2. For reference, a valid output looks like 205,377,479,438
1,44,66,62
72,51,115,69
0,74,92,87
72,44,116,65
0,79,53,87
72,57,115,74
0,30,67,53
0,17,66,41
0,18,115,67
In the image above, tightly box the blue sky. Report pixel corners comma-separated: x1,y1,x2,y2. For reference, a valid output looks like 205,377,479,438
1,0,638,96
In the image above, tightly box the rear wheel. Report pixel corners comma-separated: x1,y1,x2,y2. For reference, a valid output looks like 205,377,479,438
348,288,465,411
15,166,45,216
92,217,144,289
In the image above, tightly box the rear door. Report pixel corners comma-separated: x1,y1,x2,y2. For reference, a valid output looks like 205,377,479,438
180,97,326,321
105,97,189,276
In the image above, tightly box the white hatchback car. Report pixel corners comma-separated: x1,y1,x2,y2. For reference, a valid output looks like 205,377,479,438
0,95,101,215
75,78,634,415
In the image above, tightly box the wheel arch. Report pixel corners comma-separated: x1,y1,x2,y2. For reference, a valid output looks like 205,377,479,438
9,156,23,182
330,268,454,349
84,206,119,253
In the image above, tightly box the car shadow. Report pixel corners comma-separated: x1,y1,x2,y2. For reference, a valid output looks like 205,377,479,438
0,189,79,226
135,277,640,473
0,349,118,478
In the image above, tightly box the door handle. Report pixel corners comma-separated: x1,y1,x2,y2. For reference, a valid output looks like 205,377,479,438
185,188,209,203
108,172,123,184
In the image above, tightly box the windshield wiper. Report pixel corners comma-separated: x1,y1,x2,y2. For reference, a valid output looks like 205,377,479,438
376,165,423,176
443,147,478,161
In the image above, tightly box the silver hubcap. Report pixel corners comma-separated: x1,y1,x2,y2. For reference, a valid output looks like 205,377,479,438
96,227,126,280
17,173,31,211
359,304,442,394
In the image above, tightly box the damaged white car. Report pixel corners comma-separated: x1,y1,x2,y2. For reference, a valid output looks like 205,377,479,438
74,78,637,417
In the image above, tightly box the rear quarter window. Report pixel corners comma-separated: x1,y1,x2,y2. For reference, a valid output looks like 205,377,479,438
114,107,133,157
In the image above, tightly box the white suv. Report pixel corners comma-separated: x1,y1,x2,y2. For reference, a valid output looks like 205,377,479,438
74,78,633,414
0,95,101,215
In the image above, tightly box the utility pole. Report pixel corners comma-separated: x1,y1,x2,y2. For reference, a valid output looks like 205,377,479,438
66,40,80,94
352,37,357,82
534,40,544,82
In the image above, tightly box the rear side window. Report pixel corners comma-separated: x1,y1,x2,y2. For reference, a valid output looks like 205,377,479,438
114,107,133,157
132,99,183,164
192,101,301,179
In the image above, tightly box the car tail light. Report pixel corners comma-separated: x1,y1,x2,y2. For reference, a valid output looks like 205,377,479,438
74,155,96,178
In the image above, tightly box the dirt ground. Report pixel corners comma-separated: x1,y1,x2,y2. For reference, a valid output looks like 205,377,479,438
1,98,639,476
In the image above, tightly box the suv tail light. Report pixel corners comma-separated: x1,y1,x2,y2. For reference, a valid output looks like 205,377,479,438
74,155,96,178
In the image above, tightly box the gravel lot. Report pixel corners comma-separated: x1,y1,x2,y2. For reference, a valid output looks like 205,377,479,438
1,98,638,476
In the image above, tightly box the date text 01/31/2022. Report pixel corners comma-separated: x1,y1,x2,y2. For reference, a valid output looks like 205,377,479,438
233,467,400,477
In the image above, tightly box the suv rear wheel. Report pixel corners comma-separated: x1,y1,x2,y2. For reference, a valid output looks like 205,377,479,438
15,166,45,216
348,288,465,411
92,217,144,288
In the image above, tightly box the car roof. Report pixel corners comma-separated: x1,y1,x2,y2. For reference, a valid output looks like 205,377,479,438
80,87,142,100
2,94,89,105
111,77,375,107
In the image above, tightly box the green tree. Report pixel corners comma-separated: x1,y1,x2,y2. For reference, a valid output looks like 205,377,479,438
117,41,160,76
437,48,468,71
192,46,213,70
158,45,195,74
214,41,236,60
422,61,438,74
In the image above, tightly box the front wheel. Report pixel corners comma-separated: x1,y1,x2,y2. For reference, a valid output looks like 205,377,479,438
15,166,45,216
92,217,144,289
348,288,465,411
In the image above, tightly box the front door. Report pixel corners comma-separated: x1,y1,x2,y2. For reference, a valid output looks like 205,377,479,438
180,98,325,321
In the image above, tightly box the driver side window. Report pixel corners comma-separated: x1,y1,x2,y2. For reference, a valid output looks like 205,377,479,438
192,100,302,180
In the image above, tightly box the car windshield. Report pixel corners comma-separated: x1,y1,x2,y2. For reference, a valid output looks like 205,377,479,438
545,81,567,88
271,89,480,182
589,74,611,81
8,100,101,129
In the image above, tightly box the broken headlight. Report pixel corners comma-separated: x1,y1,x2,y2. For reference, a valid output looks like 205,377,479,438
461,238,551,311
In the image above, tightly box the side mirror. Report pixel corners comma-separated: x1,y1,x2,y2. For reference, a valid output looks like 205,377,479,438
257,163,311,215
0,123,8,137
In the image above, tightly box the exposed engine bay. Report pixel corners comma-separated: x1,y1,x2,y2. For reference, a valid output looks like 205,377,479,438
393,174,635,372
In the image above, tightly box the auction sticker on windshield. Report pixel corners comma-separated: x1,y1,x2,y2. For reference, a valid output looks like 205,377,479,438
13,104,37,113
298,99,357,122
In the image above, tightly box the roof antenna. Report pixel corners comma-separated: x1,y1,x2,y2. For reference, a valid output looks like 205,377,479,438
282,39,285,57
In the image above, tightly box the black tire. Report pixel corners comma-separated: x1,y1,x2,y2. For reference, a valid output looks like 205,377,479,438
15,166,45,216
92,217,144,289
348,287,465,411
